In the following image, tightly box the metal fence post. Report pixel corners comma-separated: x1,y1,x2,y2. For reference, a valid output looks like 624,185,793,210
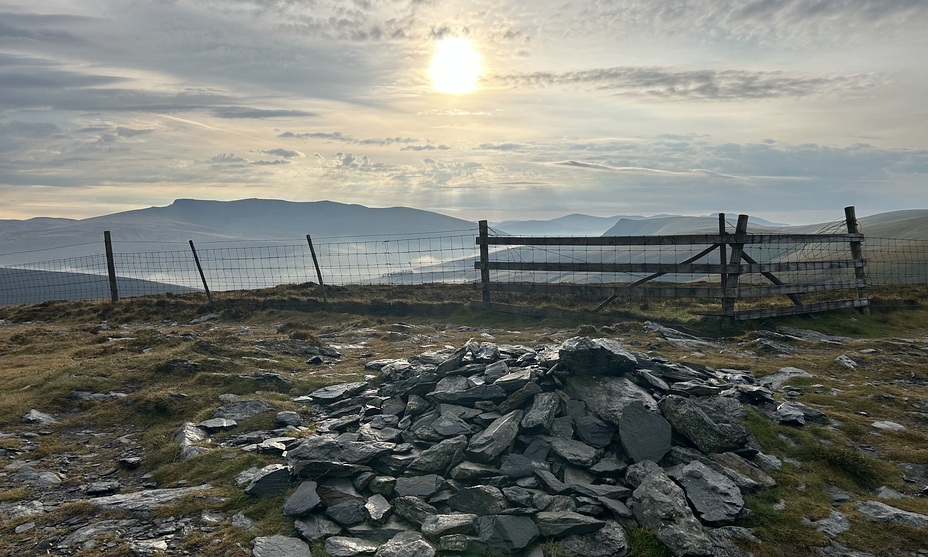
103,230,119,302
188,240,212,304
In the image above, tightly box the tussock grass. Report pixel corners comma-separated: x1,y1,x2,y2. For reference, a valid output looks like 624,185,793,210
626,528,673,557
1,284,927,557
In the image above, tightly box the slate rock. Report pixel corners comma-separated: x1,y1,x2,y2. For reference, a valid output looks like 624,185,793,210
212,399,277,420
500,454,548,479
448,485,510,515
574,415,616,448
316,479,363,506
393,496,439,525
276,411,303,427
520,392,560,432
475,515,540,555
174,422,209,446
294,514,342,542
555,520,629,557
565,376,658,426
325,500,368,526
693,397,748,423
856,500,928,528
288,435,344,461
466,410,524,464
22,409,57,424
760,367,812,389
324,536,380,557
309,382,369,404
499,382,543,414
86,481,120,496
814,511,852,539
619,402,672,463
197,417,238,431
427,384,508,405
630,467,713,556
775,402,807,425
374,531,436,557
408,435,468,474
536,511,606,537
545,436,599,467
364,493,392,526
673,461,744,524
558,337,637,376
495,369,536,392
89,485,212,517
535,470,571,495
395,474,445,499
709,452,776,490
450,460,500,481
283,481,321,516
244,464,292,498
422,514,478,539
659,395,750,454
252,535,312,557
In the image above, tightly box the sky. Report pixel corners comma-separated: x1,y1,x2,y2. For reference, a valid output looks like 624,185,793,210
1,0,926,224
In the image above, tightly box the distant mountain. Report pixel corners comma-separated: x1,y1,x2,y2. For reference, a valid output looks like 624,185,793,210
0,199,476,264
0,217,77,234
493,214,644,237
603,216,726,236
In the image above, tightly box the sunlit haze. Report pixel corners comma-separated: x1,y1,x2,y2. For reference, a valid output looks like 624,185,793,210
0,1,926,224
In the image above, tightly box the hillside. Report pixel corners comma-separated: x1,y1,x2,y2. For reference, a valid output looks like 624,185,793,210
0,290,926,557
0,199,476,265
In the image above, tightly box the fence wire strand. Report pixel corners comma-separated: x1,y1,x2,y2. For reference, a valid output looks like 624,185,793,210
1,228,926,306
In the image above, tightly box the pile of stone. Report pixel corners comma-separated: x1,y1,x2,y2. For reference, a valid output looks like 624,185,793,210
233,336,794,557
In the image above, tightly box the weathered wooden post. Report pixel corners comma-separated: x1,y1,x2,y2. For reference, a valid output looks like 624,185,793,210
844,206,870,315
188,240,212,304
721,214,749,317
478,220,491,305
719,212,728,291
306,234,327,304
103,231,119,302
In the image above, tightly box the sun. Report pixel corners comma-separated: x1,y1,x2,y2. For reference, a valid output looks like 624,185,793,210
429,38,482,94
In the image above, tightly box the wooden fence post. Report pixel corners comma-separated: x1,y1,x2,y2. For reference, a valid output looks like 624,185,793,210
844,206,870,315
103,230,119,302
719,212,728,295
722,214,749,317
188,240,212,304
478,220,491,305
306,235,327,304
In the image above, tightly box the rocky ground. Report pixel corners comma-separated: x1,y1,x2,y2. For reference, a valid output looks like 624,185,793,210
1,314,927,557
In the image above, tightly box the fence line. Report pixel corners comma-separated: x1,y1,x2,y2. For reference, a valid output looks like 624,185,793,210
0,225,926,309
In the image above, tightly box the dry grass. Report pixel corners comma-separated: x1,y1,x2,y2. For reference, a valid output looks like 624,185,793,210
1,284,927,556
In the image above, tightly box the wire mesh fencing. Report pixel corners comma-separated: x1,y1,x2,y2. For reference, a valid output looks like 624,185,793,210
0,226,925,307
0,232,480,306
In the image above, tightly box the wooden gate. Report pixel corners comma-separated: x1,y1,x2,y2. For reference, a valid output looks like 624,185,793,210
475,207,869,320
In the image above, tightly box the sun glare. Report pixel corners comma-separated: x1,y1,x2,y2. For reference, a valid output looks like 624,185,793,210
430,38,482,94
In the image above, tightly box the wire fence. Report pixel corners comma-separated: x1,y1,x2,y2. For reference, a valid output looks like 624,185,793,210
0,227,926,307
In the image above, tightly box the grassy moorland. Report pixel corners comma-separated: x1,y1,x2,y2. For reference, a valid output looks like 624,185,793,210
0,283,926,557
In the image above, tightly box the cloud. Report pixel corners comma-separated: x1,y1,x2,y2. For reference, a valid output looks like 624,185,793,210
476,143,526,151
280,131,356,142
211,107,318,119
262,148,305,159
209,153,248,164
252,159,290,165
280,131,426,147
493,67,882,101
0,120,60,153
400,144,450,151
116,127,154,138
568,0,928,46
